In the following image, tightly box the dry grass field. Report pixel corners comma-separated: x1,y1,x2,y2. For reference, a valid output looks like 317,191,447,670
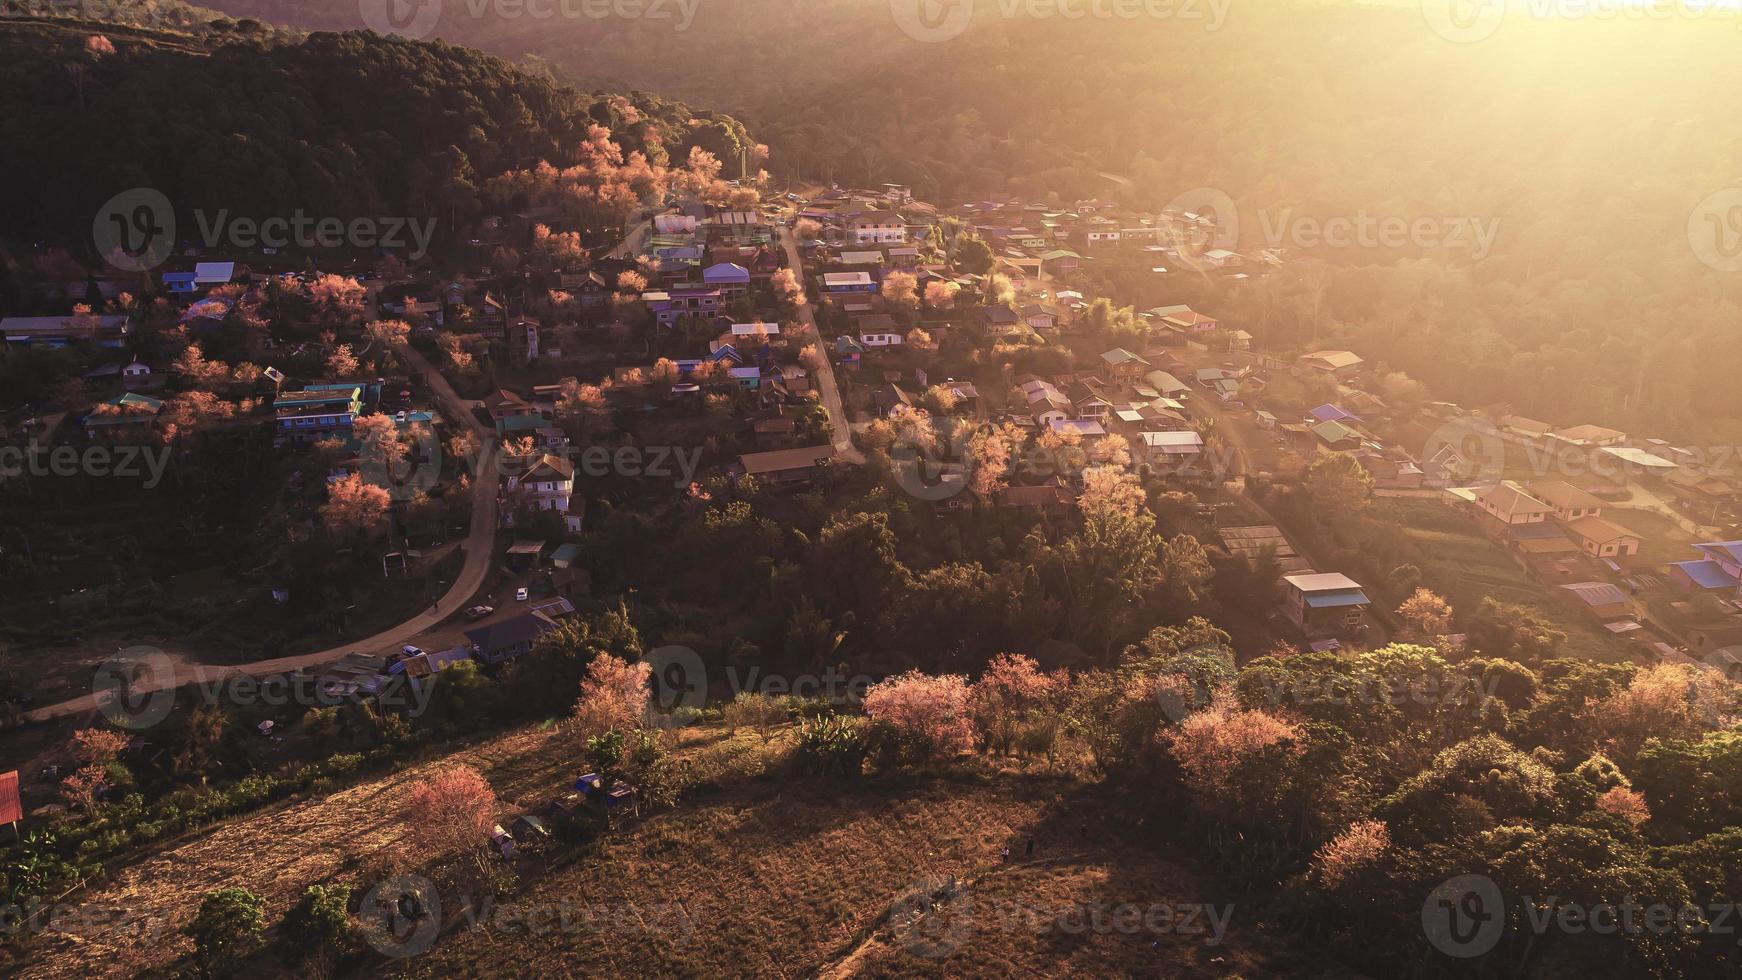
11,723,1310,978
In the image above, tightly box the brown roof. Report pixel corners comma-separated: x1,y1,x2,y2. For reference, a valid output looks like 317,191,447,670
1563,515,1639,545
1528,480,1606,512
739,445,836,476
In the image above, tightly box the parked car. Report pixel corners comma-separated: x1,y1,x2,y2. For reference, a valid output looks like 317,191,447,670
464,604,494,621
515,587,529,602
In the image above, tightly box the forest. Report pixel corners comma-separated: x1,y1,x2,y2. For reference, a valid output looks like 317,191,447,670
0,8,757,271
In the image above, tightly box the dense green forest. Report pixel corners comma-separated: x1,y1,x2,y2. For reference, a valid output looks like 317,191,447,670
0,7,756,263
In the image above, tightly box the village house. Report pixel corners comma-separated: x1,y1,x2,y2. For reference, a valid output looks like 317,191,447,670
466,610,560,666
506,453,575,514
1668,540,1742,594
1160,309,1219,334
1020,302,1063,334
1527,480,1606,520
822,271,876,296
848,211,909,244
485,389,541,428
1298,350,1364,375
1099,348,1151,380
739,445,837,485
83,392,163,435
645,284,724,327
1308,419,1363,452
1552,424,1627,448
1,313,131,347
1471,481,1555,525
856,313,904,348
1561,515,1642,560
1279,572,1371,640
274,386,362,441
1558,581,1635,621
975,304,1027,341
702,262,751,299
1144,370,1191,400
1502,415,1553,442
1140,430,1205,468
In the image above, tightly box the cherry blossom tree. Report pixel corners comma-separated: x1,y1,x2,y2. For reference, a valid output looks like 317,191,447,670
320,473,391,536
365,319,412,348
770,267,806,308
1397,588,1453,637
307,274,366,327
1311,820,1390,889
403,764,499,868
572,653,652,741
863,671,975,761
325,343,360,379
923,280,960,309
969,653,1065,756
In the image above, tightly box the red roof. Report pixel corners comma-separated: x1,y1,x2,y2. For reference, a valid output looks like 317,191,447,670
0,770,20,825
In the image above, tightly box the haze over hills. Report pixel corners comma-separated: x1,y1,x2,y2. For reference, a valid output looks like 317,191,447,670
172,0,1742,443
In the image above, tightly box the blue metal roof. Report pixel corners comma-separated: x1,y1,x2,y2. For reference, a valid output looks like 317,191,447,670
1671,560,1741,590
1309,403,1362,423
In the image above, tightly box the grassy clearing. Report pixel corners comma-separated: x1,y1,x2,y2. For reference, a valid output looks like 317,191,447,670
1370,498,1628,662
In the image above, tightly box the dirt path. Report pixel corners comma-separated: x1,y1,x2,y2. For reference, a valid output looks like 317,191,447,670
778,225,863,463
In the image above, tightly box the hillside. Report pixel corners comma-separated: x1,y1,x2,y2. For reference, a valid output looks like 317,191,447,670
0,11,755,262
8,723,1293,978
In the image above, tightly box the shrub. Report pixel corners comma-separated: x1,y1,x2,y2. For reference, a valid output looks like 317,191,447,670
722,692,787,740
794,714,868,777
186,887,266,977
862,671,974,764
281,883,353,954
